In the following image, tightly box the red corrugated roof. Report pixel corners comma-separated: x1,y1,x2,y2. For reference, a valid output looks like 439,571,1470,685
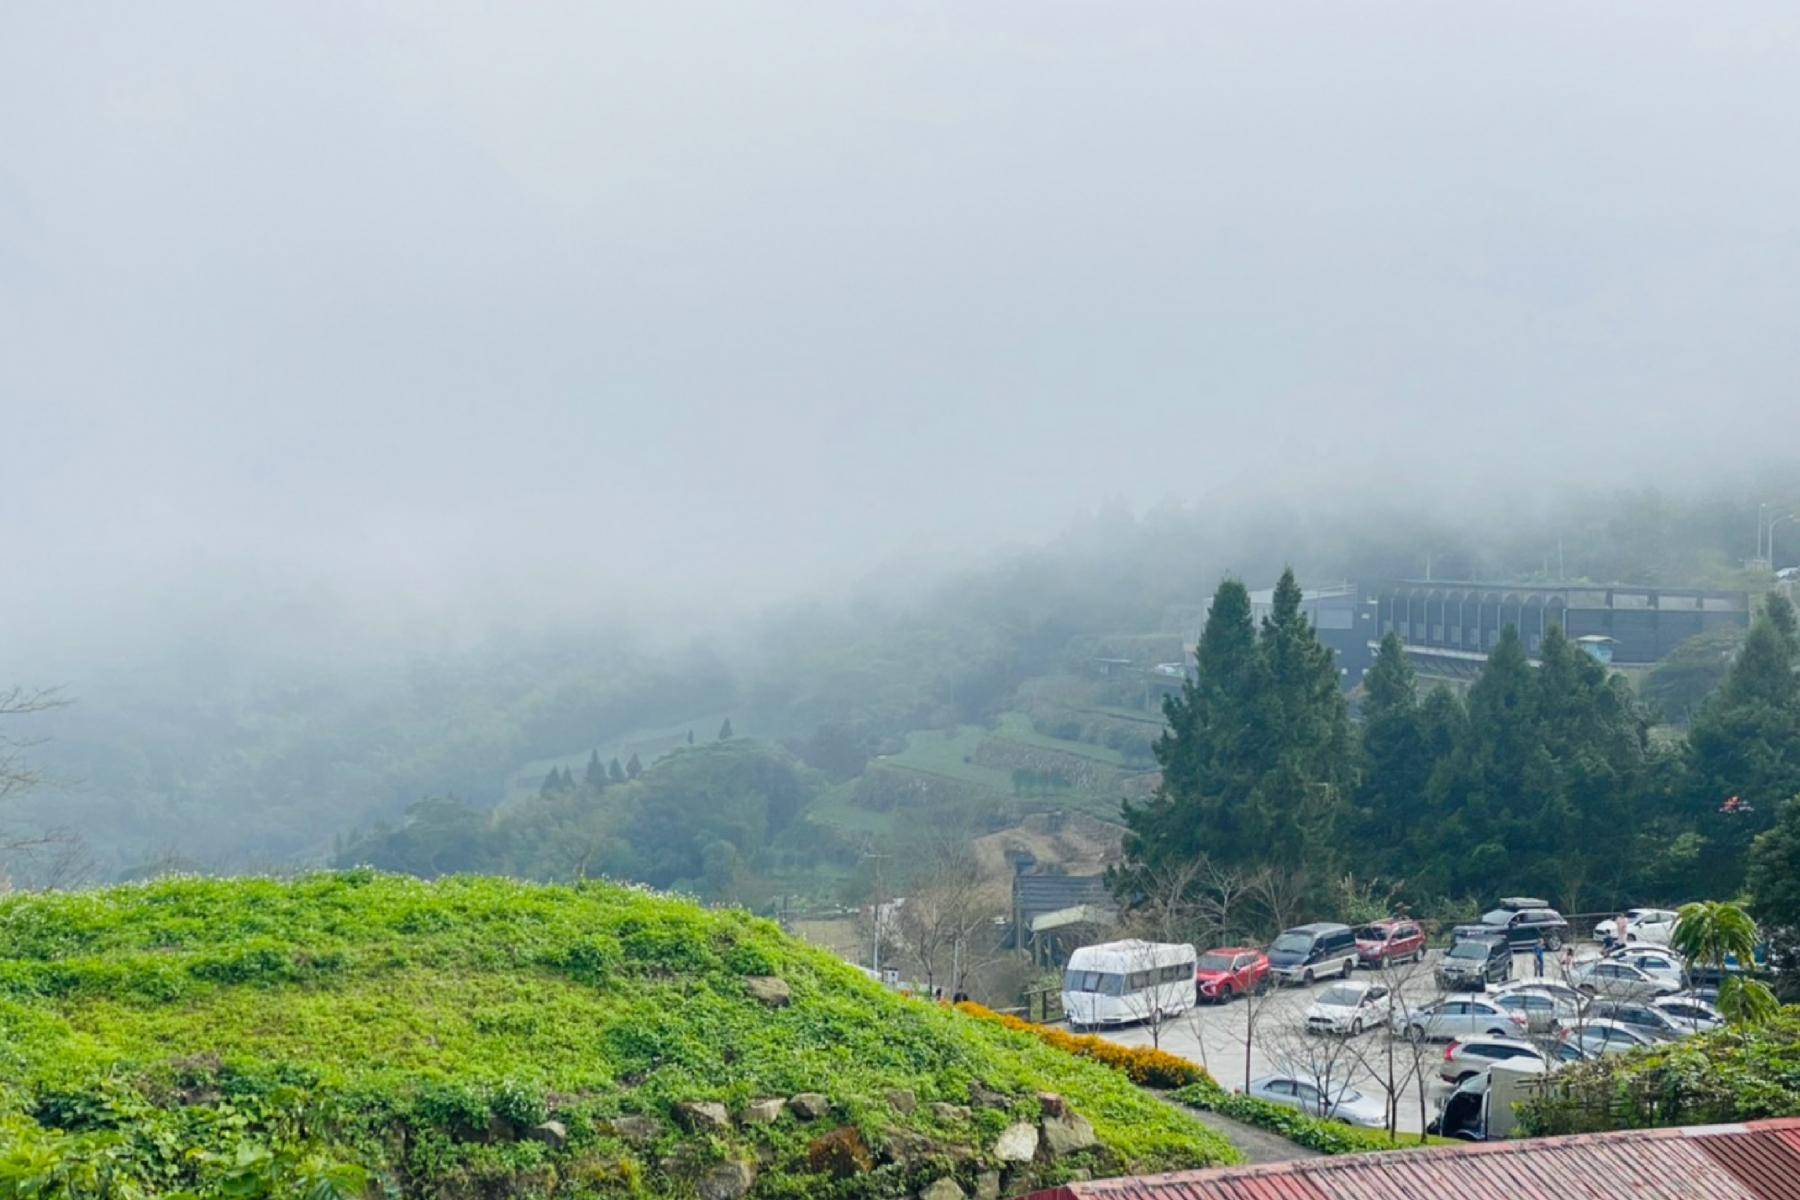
1029,1119,1800,1200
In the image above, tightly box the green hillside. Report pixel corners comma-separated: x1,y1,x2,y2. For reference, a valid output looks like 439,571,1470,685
0,873,1234,1198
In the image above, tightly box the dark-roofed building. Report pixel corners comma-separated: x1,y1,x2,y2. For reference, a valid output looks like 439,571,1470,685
1009,866,1114,965
1026,1117,1800,1200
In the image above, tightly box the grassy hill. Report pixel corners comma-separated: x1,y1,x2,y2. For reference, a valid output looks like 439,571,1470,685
0,873,1234,1198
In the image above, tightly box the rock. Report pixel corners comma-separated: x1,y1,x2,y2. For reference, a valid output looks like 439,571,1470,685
969,1083,1010,1109
920,1179,966,1200
744,975,792,1007
806,1127,874,1178
741,1098,786,1125
974,1170,1001,1200
528,1120,568,1149
607,1114,662,1143
1035,1091,1066,1118
885,1087,917,1114
930,1102,971,1123
698,1160,755,1200
789,1092,831,1120
675,1100,732,1133
993,1122,1038,1163
1040,1112,1097,1157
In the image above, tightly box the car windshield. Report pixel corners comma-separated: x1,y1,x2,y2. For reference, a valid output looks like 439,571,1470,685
1063,970,1124,996
1271,933,1312,954
1353,925,1385,940
1197,954,1237,971
1448,942,1490,959
1318,986,1362,1006
1480,910,1511,925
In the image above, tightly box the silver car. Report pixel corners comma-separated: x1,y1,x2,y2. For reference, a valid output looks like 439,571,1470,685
1570,958,1680,1002
1440,1036,1548,1084
1558,1018,1656,1057
1653,995,1724,1034
1493,986,1582,1034
1393,994,1530,1042
1244,1073,1388,1128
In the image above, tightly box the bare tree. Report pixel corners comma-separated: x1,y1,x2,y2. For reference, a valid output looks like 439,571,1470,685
1340,951,1441,1140
0,687,91,892
1191,859,1257,947
1224,964,1277,1091
1248,865,1312,935
892,836,1001,996
0,686,64,806
1264,1012,1365,1123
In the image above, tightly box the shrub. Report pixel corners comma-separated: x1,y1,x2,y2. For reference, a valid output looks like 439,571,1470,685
953,1002,1209,1089
1174,1079,1423,1155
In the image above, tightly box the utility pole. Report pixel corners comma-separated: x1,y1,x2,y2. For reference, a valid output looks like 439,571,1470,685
864,851,889,978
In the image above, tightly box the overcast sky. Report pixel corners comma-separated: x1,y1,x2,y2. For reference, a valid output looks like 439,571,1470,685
5,3,1799,654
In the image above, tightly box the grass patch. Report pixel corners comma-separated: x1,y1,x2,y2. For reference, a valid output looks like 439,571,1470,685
0,873,1236,1197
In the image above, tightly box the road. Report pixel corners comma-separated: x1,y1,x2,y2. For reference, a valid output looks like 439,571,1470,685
1086,944,1582,1134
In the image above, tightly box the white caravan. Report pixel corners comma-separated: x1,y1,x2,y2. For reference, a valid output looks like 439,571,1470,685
1061,939,1197,1030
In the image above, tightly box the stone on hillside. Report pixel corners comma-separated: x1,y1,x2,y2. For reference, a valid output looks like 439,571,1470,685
969,1083,1010,1109
1040,1112,1097,1157
789,1092,831,1120
806,1127,874,1178
920,1178,967,1200
528,1120,568,1149
1035,1091,1066,1118
607,1114,663,1143
698,1160,755,1200
974,1170,1001,1200
885,1087,917,1114
930,1102,971,1123
741,1098,786,1125
993,1122,1038,1163
744,975,791,1007
675,1100,732,1133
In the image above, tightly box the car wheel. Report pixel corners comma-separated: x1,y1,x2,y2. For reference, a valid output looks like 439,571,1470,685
1407,1023,1426,1042
1546,933,1563,952
1350,1018,1364,1036
1487,1027,1508,1037
1222,984,1236,1004
1302,968,1314,986
1579,984,1597,997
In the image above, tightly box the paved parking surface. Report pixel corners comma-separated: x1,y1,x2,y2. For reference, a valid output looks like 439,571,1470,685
1086,946,1586,1134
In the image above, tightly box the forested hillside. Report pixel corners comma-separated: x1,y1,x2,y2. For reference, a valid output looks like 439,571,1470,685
11,485,1795,893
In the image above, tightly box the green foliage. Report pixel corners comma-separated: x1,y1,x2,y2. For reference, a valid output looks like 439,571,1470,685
0,874,1234,1197
1173,1079,1444,1154
1749,795,1800,1000
1672,901,1778,1024
1517,1008,1800,1135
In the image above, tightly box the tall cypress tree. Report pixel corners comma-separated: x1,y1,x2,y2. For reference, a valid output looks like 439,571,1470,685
625,752,643,780
609,757,627,784
1356,633,1427,868
584,749,606,790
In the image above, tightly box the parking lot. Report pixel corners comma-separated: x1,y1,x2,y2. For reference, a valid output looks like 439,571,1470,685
1085,944,1585,1134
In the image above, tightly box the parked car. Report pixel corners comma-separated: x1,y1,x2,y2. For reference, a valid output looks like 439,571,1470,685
1195,947,1270,1003
1493,986,1582,1034
1355,920,1426,967
1624,908,1681,946
1061,940,1198,1029
1606,947,1688,989
1267,923,1359,986
1394,994,1530,1042
1557,1018,1657,1057
1437,935,1512,991
1653,994,1725,1034
1478,904,1570,949
1305,980,1391,1036
1570,957,1681,1002
1440,1036,1549,1084
1584,999,1687,1042
1493,978,1589,1011
1243,1074,1387,1128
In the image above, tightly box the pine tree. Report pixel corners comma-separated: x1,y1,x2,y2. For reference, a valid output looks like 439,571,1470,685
1356,633,1426,868
718,718,734,741
609,757,626,784
625,752,642,779
584,750,605,790
1685,594,1800,889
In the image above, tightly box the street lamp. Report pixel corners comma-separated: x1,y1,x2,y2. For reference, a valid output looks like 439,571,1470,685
1771,514,1799,571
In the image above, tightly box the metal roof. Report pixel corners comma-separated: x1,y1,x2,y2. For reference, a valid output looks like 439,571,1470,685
1027,1119,1800,1200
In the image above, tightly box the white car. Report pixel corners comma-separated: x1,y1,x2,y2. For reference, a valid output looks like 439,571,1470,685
1243,1074,1388,1128
1653,994,1725,1034
1605,948,1687,989
1493,986,1583,1034
1440,1036,1548,1084
1305,981,1391,1036
1570,958,1681,1002
1393,994,1530,1042
1624,908,1681,946
1494,978,1589,1010
1559,1018,1657,1057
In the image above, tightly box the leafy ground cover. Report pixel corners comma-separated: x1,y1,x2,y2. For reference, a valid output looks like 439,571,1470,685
0,873,1235,1198
1517,1008,1800,1136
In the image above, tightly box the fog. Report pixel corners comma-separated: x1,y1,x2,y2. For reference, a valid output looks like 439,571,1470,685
5,2,1800,666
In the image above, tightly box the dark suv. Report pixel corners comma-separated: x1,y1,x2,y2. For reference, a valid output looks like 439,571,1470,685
1479,900,1569,950
1438,934,1512,991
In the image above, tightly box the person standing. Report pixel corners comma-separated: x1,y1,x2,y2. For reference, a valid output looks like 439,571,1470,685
1614,912,1629,949
1559,943,1575,978
1533,936,1546,978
